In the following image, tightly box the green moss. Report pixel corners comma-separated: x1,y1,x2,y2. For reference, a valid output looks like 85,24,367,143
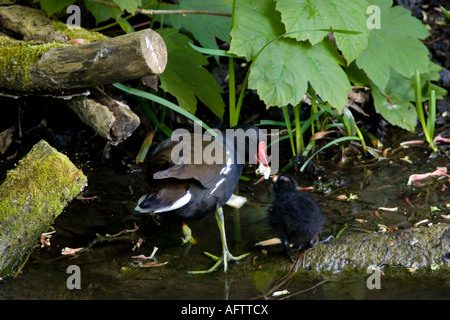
0,140,87,276
0,21,107,91
0,140,86,222
0,37,70,90
51,20,108,42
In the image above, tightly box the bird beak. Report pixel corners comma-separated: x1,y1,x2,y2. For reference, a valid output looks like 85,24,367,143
255,141,270,179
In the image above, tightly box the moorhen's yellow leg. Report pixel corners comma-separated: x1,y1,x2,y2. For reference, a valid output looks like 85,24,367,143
186,207,250,274
181,222,197,245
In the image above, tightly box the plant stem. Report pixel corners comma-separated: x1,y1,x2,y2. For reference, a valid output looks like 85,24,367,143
282,106,296,157
228,57,236,127
293,104,304,154
231,66,249,128
414,70,437,153
427,90,436,140
308,87,320,132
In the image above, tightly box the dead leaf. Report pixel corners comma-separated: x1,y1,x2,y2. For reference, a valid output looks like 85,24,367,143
310,130,336,141
0,127,14,154
433,135,450,144
407,167,448,186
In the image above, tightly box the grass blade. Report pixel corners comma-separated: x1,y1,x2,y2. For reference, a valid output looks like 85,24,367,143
427,89,436,140
300,136,360,172
188,42,234,57
113,83,216,136
282,106,296,156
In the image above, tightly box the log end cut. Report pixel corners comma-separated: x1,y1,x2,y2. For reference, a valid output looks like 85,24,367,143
139,29,167,75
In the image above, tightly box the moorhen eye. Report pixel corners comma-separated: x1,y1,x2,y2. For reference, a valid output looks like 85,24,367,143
135,125,270,273
268,175,326,259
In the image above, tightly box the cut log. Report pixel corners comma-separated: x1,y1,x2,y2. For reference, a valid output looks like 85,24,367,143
66,88,140,145
0,28,167,93
0,140,87,278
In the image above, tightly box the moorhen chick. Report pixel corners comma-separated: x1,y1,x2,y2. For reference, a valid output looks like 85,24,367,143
135,125,270,273
268,175,325,259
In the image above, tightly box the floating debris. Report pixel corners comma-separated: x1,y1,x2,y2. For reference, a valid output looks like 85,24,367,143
255,238,282,246
272,289,290,297
131,247,168,268
400,156,413,164
407,262,419,274
40,230,56,248
61,247,85,255
378,207,398,212
407,167,448,186
414,219,429,227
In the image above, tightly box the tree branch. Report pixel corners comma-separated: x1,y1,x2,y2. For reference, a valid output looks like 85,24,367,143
88,0,232,17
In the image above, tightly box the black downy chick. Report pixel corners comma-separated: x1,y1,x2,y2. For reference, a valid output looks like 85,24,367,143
269,175,326,258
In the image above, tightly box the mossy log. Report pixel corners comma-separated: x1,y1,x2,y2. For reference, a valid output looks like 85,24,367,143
0,140,87,278
0,28,167,93
0,5,107,43
0,5,167,93
0,5,154,144
302,224,450,275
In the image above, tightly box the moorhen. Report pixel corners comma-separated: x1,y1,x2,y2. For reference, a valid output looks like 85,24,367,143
135,125,270,273
268,175,325,259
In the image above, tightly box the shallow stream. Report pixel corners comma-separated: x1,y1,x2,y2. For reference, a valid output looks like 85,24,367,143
1,122,449,300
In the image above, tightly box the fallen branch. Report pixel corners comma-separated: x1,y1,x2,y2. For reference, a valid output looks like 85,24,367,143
88,0,231,17
66,88,140,145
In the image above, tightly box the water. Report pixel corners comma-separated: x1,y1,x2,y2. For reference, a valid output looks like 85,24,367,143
0,126,449,300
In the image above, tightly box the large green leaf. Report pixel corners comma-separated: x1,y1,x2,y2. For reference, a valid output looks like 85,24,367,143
230,0,350,111
168,0,232,51
34,0,76,16
229,0,285,60
356,0,430,91
157,28,225,120
276,0,370,63
249,37,351,110
371,80,418,132
83,0,141,24
371,64,446,132
85,0,123,24
111,0,141,14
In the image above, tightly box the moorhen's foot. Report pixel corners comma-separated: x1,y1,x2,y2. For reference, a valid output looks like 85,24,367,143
186,251,251,274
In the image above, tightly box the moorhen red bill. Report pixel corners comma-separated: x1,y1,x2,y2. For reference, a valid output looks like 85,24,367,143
135,125,270,273
269,175,325,259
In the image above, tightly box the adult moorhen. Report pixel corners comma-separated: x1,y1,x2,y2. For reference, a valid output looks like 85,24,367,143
135,125,270,273
268,175,325,259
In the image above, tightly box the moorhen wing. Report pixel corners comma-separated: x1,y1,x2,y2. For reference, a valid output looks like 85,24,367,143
268,175,325,259
135,125,270,273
